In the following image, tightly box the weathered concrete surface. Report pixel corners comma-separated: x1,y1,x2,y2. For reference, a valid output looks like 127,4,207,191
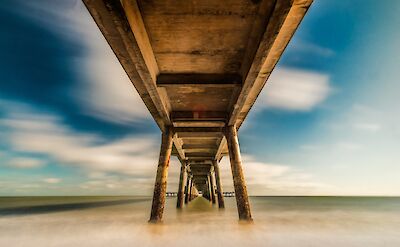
184,174,191,204
149,128,173,223
226,126,252,221
176,161,187,208
210,171,217,204
213,160,225,208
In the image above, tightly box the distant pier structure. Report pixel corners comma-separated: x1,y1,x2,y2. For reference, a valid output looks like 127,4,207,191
84,0,312,223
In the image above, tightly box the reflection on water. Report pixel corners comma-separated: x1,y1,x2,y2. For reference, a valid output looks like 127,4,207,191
0,196,399,246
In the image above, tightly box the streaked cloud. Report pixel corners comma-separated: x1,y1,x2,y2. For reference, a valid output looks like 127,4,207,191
16,0,151,124
300,145,320,151
353,123,381,132
292,40,335,58
43,178,62,184
259,67,331,111
337,142,362,151
0,99,331,195
219,155,333,196
7,158,46,169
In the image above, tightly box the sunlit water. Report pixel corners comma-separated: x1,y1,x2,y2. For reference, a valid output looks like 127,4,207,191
1,196,399,246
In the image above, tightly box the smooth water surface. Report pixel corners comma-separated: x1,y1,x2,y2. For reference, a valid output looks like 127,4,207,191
0,196,399,246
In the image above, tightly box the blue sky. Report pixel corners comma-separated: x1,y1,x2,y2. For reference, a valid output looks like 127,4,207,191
0,0,399,196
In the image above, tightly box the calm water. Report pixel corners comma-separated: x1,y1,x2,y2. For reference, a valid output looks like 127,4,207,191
0,196,399,246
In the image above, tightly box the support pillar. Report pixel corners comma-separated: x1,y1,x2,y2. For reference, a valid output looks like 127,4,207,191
149,127,173,223
207,175,212,202
189,177,193,201
184,173,190,204
212,160,225,208
176,160,187,208
210,171,216,204
225,125,252,221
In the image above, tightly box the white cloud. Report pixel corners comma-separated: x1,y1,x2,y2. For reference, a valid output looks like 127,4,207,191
337,142,362,151
300,145,320,151
258,67,331,111
71,3,152,124
2,112,160,177
353,123,381,132
218,155,333,195
18,1,151,124
7,158,45,169
291,40,335,58
1,99,333,195
43,178,61,184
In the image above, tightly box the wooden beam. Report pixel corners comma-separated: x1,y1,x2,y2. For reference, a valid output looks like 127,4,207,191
178,132,223,139
174,127,223,133
214,136,227,160
185,152,215,157
183,148,217,153
157,73,242,87
172,133,186,161
187,157,214,161
182,144,217,149
171,111,228,121
120,0,158,80
173,121,225,128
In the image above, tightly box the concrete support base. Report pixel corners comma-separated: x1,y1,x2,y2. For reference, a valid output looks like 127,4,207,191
226,125,252,221
210,172,216,204
212,160,225,208
184,174,191,204
176,161,187,208
149,128,173,223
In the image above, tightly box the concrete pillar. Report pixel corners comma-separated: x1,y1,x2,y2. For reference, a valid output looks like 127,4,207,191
189,178,193,201
210,171,216,204
176,160,187,208
212,160,225,208
207,175,212,202
184,173,190,204
149,127,173,223
225,125,252,221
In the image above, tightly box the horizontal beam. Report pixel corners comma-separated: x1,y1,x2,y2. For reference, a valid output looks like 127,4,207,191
183,148,217,153
189,163,212,168
187,157,214,161
174,127,223,133
185,152,215,157
178,132,223,139
157,73,242,87
173,121,225,128
182,144,218,149
171,111,228,121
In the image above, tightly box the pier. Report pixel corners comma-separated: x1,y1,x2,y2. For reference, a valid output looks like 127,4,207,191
83,0,312,222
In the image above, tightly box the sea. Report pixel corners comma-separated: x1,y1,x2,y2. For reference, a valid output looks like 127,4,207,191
0,196,399,247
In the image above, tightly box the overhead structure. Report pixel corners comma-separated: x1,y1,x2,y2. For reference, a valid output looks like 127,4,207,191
84,0,313,222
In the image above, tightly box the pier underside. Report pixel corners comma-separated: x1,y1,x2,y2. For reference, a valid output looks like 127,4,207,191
84,0,312,222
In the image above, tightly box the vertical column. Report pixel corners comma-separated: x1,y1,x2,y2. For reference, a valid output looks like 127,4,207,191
149,127,173,223
176,160,187,208
189,178,193,201
225,125,252,221
207,175,212,202
210,171,216,204
184,173,191,204
212,160,225,208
